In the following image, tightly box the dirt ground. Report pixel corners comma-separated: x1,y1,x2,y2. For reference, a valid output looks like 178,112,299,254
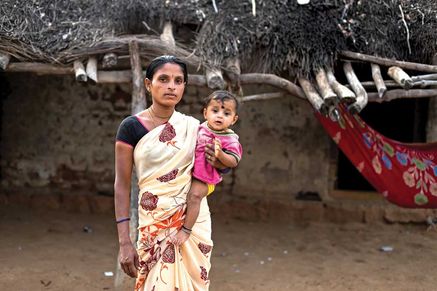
1,204,437,291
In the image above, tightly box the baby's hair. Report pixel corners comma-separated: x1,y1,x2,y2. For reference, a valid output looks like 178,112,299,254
203,90,239,113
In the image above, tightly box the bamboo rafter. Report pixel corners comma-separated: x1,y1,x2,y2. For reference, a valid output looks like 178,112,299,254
4,47,437,110
4,62,437,103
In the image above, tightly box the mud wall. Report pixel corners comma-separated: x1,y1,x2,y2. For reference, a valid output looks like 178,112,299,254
1,74,331,201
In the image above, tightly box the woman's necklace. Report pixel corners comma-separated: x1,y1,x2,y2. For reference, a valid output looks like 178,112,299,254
150,106,173,119
147,106,173,128
147,109,158,128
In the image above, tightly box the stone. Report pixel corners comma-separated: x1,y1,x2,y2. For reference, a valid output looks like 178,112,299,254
384,207,433,223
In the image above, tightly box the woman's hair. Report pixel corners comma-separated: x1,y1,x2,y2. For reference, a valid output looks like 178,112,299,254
203,90,240,113
145,55,188,83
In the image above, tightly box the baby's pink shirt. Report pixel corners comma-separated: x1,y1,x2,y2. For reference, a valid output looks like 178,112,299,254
192,122,242,185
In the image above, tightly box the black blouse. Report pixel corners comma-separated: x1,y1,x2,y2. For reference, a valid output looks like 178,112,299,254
116,116,149,147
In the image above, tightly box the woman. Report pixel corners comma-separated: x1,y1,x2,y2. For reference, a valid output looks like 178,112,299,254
114,55,217,290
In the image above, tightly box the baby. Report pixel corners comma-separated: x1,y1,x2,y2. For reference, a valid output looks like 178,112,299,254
171,90,242,245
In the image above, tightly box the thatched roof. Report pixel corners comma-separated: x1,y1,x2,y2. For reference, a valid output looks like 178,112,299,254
1,0,437,76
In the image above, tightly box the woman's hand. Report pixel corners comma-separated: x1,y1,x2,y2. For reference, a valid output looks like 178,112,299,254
119,242,139,278
205,138,226,169
169,230,190,246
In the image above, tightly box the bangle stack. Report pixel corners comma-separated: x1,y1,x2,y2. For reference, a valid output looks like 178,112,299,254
181,225,192,235
116,217,130,224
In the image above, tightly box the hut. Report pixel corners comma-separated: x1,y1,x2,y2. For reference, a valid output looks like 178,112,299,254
1,0,437,221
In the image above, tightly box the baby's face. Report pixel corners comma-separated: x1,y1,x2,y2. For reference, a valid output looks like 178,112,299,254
203,99,238,131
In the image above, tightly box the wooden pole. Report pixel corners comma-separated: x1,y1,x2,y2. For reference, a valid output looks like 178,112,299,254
239,73,306,99
315,68,337,106
128,41,146,114
388,66,413,89
359,79,437,89
340,50,437,73
86,57,98,84
371,63,387,98
5,63,437,103
7,61,437,87
239,92,285,102
298,77,327,115
368,89,437,102
206,68,226,90
224,58,240,82
97,70,132,83
102,53,118,68
358,80,402,89
2,62,305,100
326,69,356,103
237,90,437,103
160,21,175,48
410,80,437,88
343,61,368,113
6,62,73,74
84,71,306,101
0,53,11,70
225,58,241,77
189,73,306,99
224,57,241,81
73,60,87,82
224,58,242,94
412,73,437,81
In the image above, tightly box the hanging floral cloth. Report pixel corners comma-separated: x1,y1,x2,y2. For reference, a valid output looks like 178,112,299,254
316,104,437,208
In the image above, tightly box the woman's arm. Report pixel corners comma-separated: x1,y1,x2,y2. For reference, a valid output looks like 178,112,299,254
114,142,139,278
170,180,207,246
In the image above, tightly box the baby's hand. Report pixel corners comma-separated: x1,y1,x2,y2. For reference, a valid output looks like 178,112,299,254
169,230,190,246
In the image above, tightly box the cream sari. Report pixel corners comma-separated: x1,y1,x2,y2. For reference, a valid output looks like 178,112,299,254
133,111,213,291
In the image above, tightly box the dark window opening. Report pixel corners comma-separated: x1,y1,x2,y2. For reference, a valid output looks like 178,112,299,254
336,98,429,191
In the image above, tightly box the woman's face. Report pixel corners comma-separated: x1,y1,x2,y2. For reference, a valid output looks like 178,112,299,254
145,63,186,109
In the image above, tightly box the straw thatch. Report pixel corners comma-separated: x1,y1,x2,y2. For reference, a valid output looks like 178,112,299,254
1,0,436,76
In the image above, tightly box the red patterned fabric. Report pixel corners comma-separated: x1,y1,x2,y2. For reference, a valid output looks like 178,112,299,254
316,104,437,208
